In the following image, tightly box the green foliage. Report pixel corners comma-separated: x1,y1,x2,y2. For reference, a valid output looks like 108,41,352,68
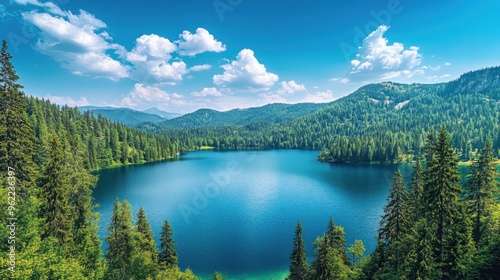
155,266,198,280
287,221,308,280
466,140,500,248
347,240,365,266
378,170,410,275
133,207,158,279
313,234,351,280
159,219,179,267
105,199,136,279
212,271,225,280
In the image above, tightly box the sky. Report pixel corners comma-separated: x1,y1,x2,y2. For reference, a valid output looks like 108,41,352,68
1,0,500,113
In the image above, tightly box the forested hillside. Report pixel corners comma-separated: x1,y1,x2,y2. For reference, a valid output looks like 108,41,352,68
285,128,500,279
137,102,330,131
150,67,500,163
78,106,170,126
0,40,194,279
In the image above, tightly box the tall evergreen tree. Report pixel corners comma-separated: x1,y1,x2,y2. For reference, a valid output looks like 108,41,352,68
0,39,37,192
136,207,157,262
313,234,350,280
423,126,473,278
159,219,178,267
379,170,410,274
466,140,500,248
105,199,136,279
39,136,72,243
409,158,425,220
326,216,349,264
287,221,308,280
132,207,158,279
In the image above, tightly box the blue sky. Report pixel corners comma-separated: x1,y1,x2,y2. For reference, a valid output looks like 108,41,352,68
1,0,500,113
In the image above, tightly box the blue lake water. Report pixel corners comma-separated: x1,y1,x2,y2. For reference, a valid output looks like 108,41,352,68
93,150,415,279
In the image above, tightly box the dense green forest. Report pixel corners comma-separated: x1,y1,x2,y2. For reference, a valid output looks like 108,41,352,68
77,106,169,126
0,40,195,279
139,67,500,163
286,127,500,280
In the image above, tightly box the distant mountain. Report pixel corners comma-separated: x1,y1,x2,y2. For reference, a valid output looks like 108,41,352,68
78,106,169,126
142,107,182,120
145,66,500,162
137,102,331,131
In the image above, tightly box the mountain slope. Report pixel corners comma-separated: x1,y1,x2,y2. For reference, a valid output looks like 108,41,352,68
78,106,170,125
158,66,500,161
142,107,182,119
137,102,331,131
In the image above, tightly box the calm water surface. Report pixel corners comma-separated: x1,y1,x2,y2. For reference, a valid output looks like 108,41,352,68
94,150,415,279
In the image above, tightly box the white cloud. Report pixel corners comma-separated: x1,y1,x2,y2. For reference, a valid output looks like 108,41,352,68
22,10,129,80
125,34,188,82
329,77,350,83
426,74,452,81
213,49,279,88
189,64,212,72
46,95,90,107
278,80,306,94
304,90,336,103
14,0,64,16
349,25,422,80
121,83,178,107
177,28,226,56
258,93,287,104
191,87,222,97
127,34,176,62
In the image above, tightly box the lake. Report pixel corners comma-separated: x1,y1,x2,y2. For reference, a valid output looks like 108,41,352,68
93,150,415,279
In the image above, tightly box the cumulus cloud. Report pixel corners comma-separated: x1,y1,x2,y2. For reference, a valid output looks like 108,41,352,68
349,25,422,80
46,95,90,107
22,10,129,80
191,87,222,97
125,34,188,82
189,64,212,72
177,28,226,56
304,90,336,103
121,83,181,107
277,80,306,94
213,49,279,88
127,34,176,62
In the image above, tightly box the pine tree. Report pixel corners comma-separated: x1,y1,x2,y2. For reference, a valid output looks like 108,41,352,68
405,218,440,280
0,39,37,193
313,234,350,280
132,207,158,279
409,158,424,221
423,126,473,278
159,219,178,267
466,141,499,248
105,199,136,279
326,216,348,264
287,221,308,280
136,207,157,262
39,136,73,244
379,170,410,274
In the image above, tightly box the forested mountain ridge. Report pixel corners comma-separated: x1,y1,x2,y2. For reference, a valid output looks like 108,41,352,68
154,66,500,162
78,106,180,126
137,102,331,131
142,107,183,119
